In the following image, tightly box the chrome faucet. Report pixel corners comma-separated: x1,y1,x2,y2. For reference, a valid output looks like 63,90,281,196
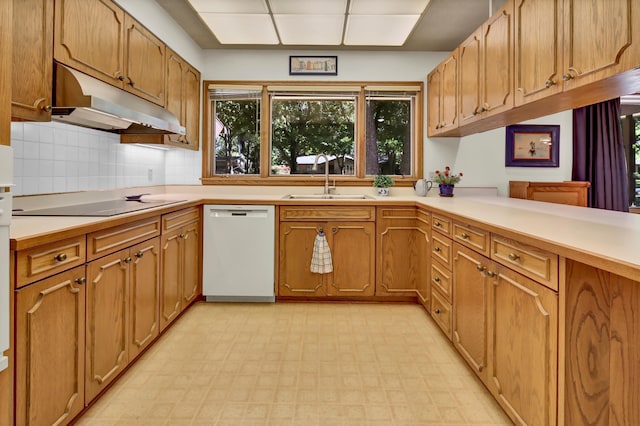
312,154,334,195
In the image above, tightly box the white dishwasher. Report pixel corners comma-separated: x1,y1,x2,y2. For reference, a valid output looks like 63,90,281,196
203,205,275,302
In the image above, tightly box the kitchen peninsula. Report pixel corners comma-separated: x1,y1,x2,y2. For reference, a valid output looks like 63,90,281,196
9,185,640,425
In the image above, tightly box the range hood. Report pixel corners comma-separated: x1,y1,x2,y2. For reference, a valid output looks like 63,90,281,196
52,63,185,135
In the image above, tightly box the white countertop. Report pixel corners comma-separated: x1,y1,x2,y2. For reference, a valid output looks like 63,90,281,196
10,184,640,280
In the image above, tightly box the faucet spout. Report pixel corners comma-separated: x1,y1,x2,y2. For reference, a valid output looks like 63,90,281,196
313,154,330,194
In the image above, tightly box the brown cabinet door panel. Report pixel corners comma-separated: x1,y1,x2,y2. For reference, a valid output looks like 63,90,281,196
181,222,200,306
54,0,125,85
327,222,375,296
86,250,129,402
183,64,201,150
123,15,165,105
482,2,513,116
458,30,482,126
278,222,325,296
129,239,160,361
160,231,182,331
12,0,53,121
15,267,86,426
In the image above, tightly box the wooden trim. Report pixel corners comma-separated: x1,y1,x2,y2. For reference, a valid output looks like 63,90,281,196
201,80,424,184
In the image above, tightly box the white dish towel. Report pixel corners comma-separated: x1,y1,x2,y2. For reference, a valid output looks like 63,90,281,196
310,230,333,274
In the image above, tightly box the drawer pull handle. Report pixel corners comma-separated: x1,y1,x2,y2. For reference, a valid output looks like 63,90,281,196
135,251,144,258
434,247,441,252
434,276,440,283
508,253,520,261
486,271,497,278
476,265,486,272
460,233,469,239
124,257,132,263
434,308,441,314
74,277,86,285
55,253,68,262
434,221,441,227
179,233,185,239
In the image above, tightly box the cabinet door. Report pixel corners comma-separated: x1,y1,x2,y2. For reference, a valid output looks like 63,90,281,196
489,264,558,426
376,208,420,296
181,221,200,308
415,212,431,306
440,50,458,132
562,0,639,90
482,0,513,117
452,243,489,382
278,222,325,297
514,0,562,106
54,0,126,86
86,250,129,402
327,222,375,296
182,64,201,150
12,0,53,121
129,239,160,361
123,15,165,105
15,267,86,426
458,29,482,126
164,49,185,146
160,230,182,331
426,67,442,136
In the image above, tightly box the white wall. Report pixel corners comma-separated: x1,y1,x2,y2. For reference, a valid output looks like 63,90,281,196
426,111,573,196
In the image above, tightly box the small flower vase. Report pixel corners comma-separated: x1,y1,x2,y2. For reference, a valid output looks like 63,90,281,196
376,187,390,196
439,184,454,197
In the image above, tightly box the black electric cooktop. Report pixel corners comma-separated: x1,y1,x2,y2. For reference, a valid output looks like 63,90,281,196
13,199,186,217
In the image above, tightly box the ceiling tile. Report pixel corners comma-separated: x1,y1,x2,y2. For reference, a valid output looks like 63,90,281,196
349,0,431,14
199,13,279,44
188,0,268,13
274,15,344,45
269,0,347,14
344,15,420,45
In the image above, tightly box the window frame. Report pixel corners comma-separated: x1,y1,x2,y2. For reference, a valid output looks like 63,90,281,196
202,80,424,187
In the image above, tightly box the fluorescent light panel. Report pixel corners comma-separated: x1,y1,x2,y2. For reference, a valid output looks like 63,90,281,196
189,0,431,46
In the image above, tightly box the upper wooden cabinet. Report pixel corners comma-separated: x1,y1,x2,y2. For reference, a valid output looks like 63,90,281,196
165,48,201,150
54,0,166,106
514,0,640,106
122,15,166,105
459,0,513,127
427,49,458,136
11,0,53,121
54,0,126,88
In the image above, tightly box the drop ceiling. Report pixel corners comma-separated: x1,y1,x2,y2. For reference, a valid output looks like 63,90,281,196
155,0,507,51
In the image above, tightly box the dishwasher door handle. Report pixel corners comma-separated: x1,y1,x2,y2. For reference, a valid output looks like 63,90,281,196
231,212,247,216
209,209,269,218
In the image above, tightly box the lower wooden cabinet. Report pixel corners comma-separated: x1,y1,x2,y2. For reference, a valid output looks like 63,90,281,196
452,243,489,383
15,266,86,426
278,221,375,297
376,207,430,298
160,208,201,331
489,264,558,426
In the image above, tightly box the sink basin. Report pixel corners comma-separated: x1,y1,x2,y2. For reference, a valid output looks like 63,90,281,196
283,194,374,200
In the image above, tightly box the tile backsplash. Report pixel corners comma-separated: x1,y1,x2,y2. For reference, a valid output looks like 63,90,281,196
11,121,201,195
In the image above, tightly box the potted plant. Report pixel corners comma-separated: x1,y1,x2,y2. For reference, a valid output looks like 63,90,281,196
433,166,462,197
373,175,394,196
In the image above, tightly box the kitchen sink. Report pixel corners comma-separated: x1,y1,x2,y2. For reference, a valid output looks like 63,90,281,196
283,194,374,200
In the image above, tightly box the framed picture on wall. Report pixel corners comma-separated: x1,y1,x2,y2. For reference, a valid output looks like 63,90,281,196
505,124,560,167
289,56,338,76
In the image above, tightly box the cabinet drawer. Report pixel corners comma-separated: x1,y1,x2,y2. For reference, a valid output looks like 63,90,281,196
163,206,200,232
491,235,558,291
431,259,451,302
280,206,375,221
453,221,490,256
16,236,86,287
88,217,161,261
431,213,452,236
430,288,452,339
431,233,452,269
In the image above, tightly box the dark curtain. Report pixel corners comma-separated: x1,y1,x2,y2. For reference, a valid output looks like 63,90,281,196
572,98,629,212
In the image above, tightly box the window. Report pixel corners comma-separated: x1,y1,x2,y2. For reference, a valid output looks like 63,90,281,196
203,82,423,184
